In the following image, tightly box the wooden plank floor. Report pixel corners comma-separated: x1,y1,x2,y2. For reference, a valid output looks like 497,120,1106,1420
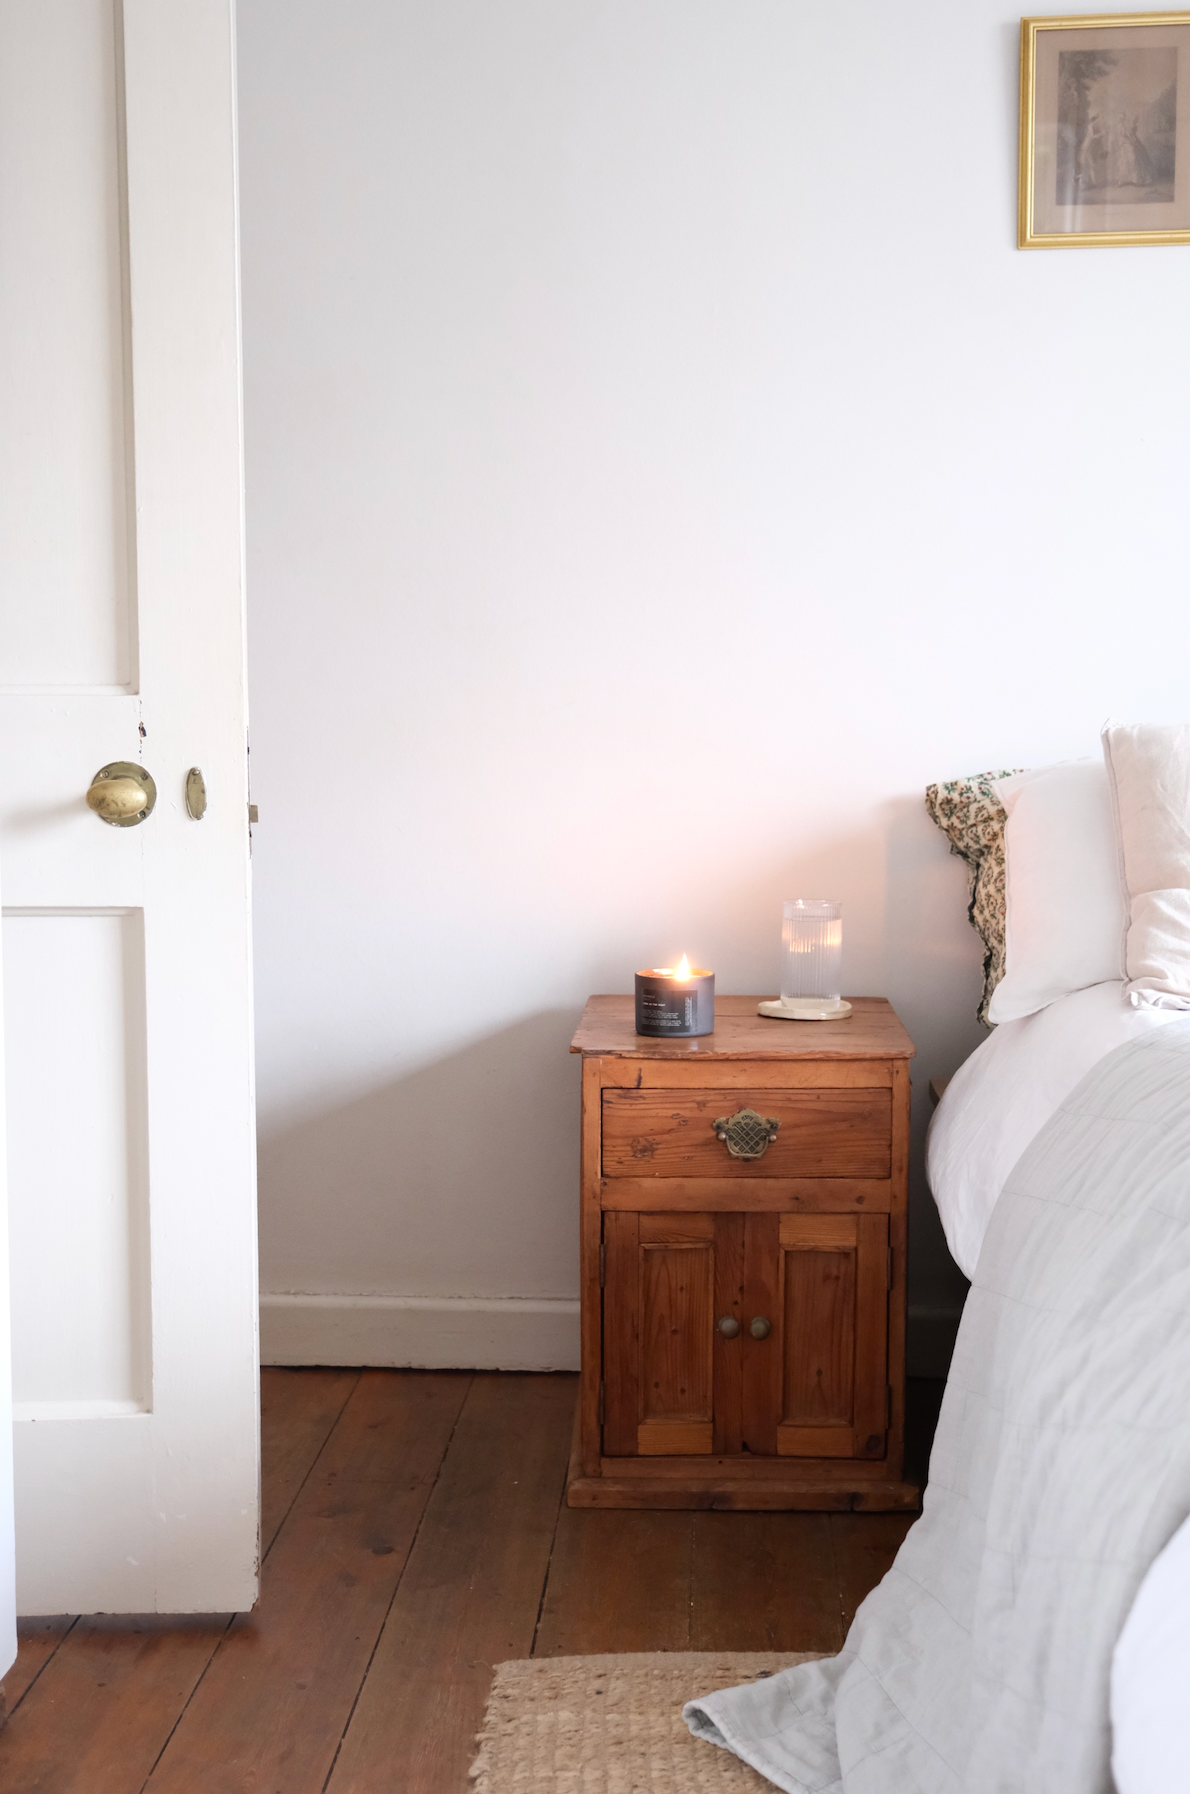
0,1370,942,1793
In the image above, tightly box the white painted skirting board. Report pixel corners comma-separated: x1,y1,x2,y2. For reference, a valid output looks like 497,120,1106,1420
262,1294,959,1379
260,1294,581,1371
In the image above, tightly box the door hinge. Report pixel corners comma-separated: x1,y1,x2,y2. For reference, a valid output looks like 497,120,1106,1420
887,1246,894,1291
887,1386,893,1426
597,1381,605,1426
599,1241,607,1288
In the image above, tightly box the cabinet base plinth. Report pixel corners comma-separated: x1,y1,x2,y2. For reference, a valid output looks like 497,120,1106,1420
565,1469,920,1512
566,1412,920,1511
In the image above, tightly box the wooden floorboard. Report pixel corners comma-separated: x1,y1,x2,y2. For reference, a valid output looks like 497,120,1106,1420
145,1370,471,1794
326,1373,574,1794
691,1512,844,1654
533,1508,695,1656
0,1616,231,1794
1,1618,77,1715
0,1370,942,1793
831,1513,915,1633
260,1366,362,1554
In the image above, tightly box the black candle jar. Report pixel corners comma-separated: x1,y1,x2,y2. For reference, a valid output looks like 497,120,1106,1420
634,961,715,1038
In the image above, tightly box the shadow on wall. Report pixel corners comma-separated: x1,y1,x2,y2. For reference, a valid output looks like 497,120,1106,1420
258,1009,583,1304
884,793,982,1372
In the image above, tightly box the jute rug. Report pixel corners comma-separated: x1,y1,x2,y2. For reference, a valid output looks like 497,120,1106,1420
469,1651,823,1792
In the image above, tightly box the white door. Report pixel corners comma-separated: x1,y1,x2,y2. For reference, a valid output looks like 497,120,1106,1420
0,0,258,1613
0,905,15,1673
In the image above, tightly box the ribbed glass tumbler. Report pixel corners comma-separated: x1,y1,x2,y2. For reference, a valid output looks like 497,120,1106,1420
781,899,842,1006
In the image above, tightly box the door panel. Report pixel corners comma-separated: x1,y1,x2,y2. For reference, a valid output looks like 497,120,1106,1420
0,0,257,1613
604,1208,888,1465
639,1232,713,1453
776,1212,888,1459
4,911,149,1413
0,885,15,1677
0,0,135,691
602,1087,892,1179
781,1233,856,1426
604,1212,715,1457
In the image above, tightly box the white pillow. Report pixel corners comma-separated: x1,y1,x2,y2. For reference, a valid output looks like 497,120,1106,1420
1102,722,1190,1010
986,759,1124,1024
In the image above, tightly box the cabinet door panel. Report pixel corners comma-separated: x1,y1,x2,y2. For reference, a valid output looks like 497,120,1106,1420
603,1207,888,1464
782,1244,856,1425
641,1240,713,1422
603,1211,715,1457
776,1212,888,1460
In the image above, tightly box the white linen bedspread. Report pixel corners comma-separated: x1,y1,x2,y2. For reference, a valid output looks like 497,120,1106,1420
685,1020,1190,1793
926,979,1179,1278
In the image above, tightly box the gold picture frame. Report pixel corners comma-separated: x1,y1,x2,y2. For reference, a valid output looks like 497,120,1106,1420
1020,10,1190,246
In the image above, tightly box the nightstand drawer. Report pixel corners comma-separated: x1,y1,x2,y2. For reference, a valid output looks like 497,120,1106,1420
601,1086,892,1179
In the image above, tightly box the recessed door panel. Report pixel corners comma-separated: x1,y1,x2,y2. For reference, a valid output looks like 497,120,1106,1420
640,1238,713,1445
782,1247,856,1427
777,1213,888,1459
0,0,136,691
3,911,149,1413
603,1211,715,1457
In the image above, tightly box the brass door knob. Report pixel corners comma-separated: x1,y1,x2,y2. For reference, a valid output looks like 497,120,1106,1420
86,762,156,826
749,1316,772,1341
716,1316,740,1338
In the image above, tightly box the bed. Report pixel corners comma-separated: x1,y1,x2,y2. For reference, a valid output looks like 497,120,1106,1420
684,726,1190,1794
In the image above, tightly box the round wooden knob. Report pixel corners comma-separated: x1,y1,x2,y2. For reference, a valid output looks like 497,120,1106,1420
716,1316,740,1338
749,1316,772,1341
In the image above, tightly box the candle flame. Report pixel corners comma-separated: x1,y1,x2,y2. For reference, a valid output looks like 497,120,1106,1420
674,953,691,982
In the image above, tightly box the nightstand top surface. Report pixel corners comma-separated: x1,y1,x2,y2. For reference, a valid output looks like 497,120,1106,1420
570,995,914,1060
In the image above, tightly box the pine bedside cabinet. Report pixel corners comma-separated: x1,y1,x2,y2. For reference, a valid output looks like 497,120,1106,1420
567,995,918,1511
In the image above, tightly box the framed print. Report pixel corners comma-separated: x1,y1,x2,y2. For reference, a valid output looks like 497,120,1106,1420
1020,11,1190,246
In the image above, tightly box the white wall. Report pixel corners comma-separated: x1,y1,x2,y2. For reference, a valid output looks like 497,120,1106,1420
238,0,1190,1374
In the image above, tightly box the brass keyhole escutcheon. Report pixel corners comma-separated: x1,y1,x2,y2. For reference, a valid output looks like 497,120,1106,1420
185,768,208,820
86,762,157,827
750,1316,772,1341
712,1108,781,1160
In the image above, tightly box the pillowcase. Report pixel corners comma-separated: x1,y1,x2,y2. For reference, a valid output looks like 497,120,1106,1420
1102,723,1190,1009
986,760,1124,1024
926,770,1022,1026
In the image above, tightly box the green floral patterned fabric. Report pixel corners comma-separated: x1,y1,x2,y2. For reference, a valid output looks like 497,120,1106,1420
926,770,1024,1027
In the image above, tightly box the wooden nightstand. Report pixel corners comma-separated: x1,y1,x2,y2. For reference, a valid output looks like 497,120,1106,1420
567,995,917,1511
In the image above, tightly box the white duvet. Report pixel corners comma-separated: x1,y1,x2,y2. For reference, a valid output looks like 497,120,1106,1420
685,1020,1190,1792
925,980,1179,1277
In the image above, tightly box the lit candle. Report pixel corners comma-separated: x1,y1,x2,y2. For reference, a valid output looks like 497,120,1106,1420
635,954,715,1038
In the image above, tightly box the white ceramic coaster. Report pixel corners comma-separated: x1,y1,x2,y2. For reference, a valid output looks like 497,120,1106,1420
757,998,853,1021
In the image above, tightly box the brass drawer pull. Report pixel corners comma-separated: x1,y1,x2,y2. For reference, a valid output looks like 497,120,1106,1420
712,1108,780,1160
716,1316,740,1338
749,1315,772,1341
